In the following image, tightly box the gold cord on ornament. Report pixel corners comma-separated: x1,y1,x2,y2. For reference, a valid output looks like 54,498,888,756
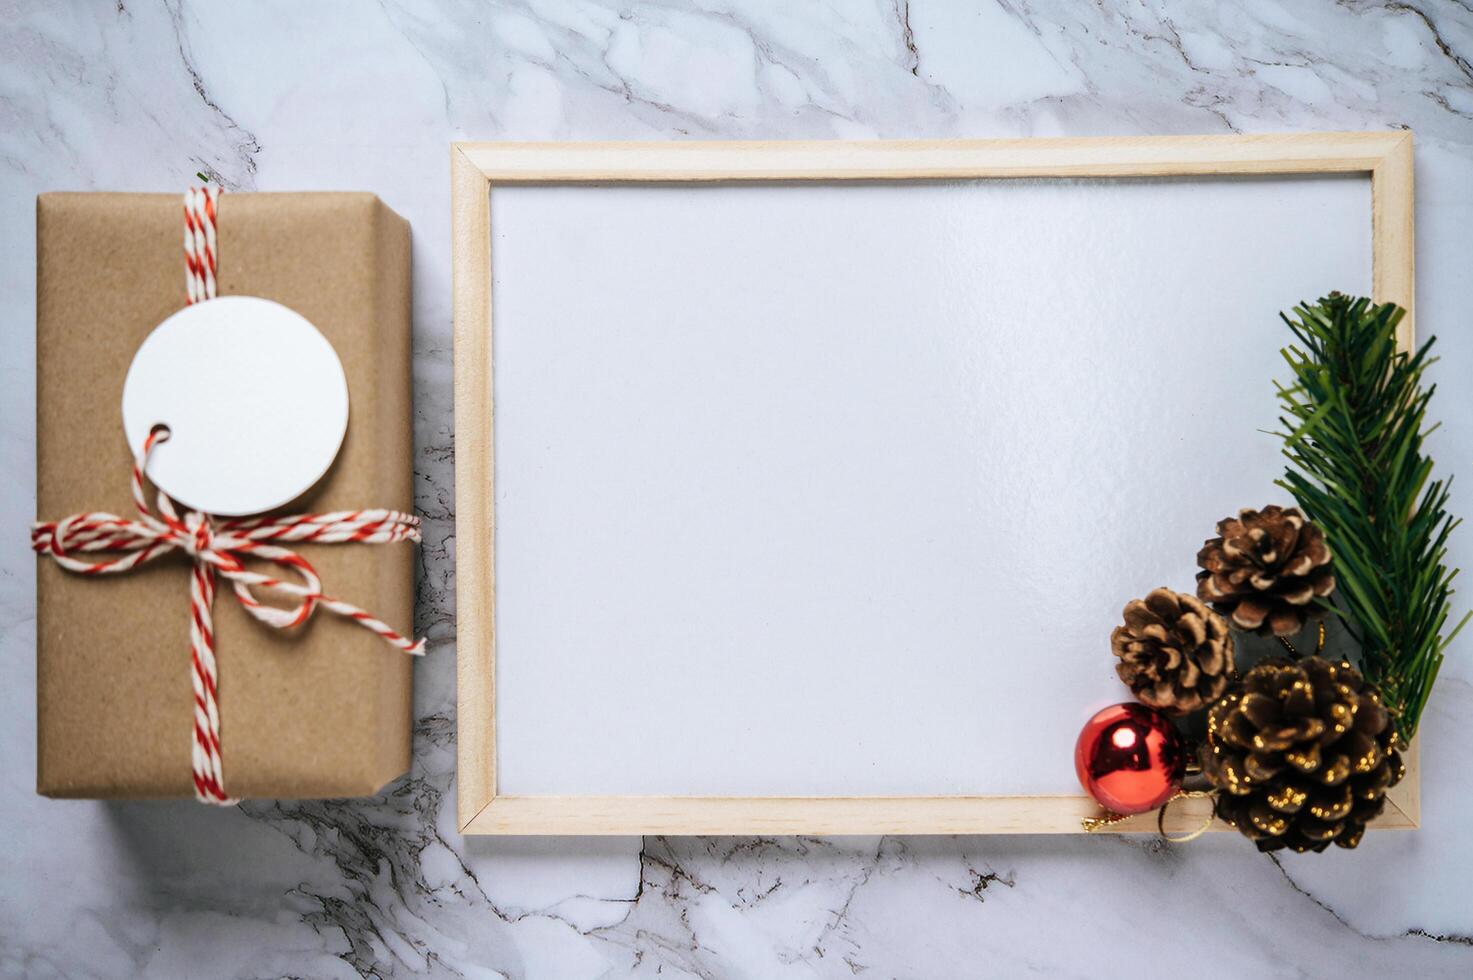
1156,789,1216,842
1081,789,1217,840
1276,621,1327,658
1080,810,1130,833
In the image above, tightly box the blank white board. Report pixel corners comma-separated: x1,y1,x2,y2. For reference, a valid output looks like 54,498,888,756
489,175,1370,797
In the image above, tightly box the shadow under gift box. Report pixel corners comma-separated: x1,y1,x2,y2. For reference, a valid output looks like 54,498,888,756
35,192,414,799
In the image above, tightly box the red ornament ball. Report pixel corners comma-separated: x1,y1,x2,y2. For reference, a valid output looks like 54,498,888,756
1075,702,1185,814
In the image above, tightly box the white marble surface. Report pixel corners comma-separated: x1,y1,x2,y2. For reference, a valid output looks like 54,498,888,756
2,1,1472,976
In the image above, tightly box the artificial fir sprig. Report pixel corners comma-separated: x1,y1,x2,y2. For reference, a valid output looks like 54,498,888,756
1274,293,1468,741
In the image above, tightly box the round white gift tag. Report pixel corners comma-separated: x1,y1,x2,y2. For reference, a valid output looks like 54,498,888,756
121,296,350,516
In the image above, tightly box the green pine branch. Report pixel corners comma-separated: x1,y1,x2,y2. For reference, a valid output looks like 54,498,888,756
1274,293,1469,741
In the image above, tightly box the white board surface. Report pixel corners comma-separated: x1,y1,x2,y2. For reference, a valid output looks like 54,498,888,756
488,176,1371,797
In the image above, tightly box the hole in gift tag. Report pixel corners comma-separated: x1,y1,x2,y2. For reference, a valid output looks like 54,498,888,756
121,296,350,516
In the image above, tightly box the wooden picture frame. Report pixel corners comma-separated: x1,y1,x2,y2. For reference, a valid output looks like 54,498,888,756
451,132,1417,836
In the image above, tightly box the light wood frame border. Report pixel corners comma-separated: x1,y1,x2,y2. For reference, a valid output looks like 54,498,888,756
452,132,1417,835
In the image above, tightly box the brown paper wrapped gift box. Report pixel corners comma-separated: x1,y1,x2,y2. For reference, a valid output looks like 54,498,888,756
36,192,414,799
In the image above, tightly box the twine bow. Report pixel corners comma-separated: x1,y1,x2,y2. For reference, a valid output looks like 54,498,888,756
32,427,423,804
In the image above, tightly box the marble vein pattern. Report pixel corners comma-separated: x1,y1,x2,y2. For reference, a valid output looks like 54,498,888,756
3,1,1473,977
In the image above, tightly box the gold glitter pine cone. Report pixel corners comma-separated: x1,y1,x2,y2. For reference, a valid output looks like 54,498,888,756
1200,655,1403,853
1196,505,1335,637
1112,588,1234,716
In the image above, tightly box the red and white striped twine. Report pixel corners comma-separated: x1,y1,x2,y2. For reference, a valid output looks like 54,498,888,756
31,186,422,805
184,185,218,304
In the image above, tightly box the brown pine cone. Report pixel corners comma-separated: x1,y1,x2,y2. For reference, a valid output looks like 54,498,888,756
1111,588,1234,715
1196,505,1335,637
1200,656,1403,853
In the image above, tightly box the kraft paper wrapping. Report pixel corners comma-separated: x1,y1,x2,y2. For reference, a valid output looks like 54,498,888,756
36,192,414,798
